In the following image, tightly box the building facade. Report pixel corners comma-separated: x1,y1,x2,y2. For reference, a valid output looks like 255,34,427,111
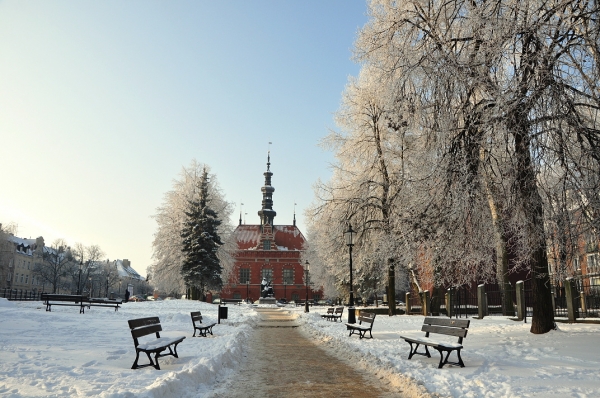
216,154,321,302
1,235,45,292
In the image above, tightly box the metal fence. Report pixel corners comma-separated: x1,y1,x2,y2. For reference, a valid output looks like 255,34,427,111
522,279,534,318
577,276,600,318
408,294,422,314
1,288,42,301
553,283,568,317
448,287,478,318
484,284,514,316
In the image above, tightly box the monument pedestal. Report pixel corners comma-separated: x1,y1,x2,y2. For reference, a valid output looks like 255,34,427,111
258,297,277,305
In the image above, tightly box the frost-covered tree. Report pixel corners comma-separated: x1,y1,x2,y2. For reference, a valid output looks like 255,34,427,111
180,168,223,300
69,243,105,294
35,239,74,294
308,65,415,301
152,160,234,298
310,0,600,334
372,0,600,333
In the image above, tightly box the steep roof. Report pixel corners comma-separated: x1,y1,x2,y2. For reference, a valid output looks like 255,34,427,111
114,259,144,281
234,224,305,251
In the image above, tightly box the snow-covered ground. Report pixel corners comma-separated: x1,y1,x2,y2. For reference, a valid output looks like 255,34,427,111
1,298,599,397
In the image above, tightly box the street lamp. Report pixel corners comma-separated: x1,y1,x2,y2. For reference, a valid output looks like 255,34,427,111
246,280,249,303
77,261,83,295
89,277,92,298
304,260,310,313
119,280,122,297
345,223,356,323
106,276,109,298
284,280,287,302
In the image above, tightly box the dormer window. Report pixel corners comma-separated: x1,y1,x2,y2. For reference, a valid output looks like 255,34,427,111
263,240,271,250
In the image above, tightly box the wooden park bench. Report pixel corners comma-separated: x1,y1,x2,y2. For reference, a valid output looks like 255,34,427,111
220,298,243,305
41,294,122,314
399,317,470,368
191,311,217,337
86,297,122,311
345,311,376,339
321,307,344,322
321,307,334,319
128,317,185,370
41,293,86,313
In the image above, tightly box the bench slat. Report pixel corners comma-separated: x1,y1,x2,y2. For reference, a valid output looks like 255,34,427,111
128,317,160,329
424,317,470,328
131,324,162,339
422,324,468,338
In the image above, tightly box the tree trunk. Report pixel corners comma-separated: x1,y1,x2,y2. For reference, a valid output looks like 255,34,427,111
480,147,512,315
388,260,396,316
513,125,555,334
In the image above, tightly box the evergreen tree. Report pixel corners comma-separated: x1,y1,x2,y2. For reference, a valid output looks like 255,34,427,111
180,168,223,300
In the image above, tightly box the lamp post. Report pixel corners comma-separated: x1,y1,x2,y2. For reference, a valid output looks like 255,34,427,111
284,281,287,302
77,261,83,295
345,223,356,323
246,280,249,303
304,261,310,313
89,277,92,298
119,280,122,297
106,276,109,298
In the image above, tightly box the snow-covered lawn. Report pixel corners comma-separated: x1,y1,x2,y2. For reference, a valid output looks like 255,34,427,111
0,298,257,397
1,298,599,397
296,307,600,397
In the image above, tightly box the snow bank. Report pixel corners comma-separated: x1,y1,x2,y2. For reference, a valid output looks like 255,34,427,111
293,307,600,397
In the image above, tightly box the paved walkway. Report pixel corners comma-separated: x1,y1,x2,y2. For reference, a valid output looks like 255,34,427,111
206,308,405,398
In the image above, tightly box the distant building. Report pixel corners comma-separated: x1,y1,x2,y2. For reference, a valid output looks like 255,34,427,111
216,154,322,302
0,225,142,296
112,258,144,281
0,235,45,292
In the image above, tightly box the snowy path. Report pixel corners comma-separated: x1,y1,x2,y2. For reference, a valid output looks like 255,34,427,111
206,308,404,398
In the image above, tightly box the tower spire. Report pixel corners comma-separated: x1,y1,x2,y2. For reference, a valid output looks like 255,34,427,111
258,151,276,226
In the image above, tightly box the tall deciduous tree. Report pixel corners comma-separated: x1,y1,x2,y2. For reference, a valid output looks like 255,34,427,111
310,0,599,334
180,168,223,299
36,239,74,294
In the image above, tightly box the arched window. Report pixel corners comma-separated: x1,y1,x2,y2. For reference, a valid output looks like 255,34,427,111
262,268,273,282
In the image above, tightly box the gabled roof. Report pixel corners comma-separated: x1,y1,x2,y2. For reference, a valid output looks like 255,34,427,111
234,224,306,251
114,259,144,281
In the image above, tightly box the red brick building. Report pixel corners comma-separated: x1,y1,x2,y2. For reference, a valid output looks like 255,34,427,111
217,154,321,303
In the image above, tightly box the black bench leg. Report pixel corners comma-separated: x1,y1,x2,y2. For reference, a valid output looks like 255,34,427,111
436,349,451,369
407,342,431,360
168,342,180,358
407,342,416,359
131,351,141,369
152,352,161,370
456,348,465,367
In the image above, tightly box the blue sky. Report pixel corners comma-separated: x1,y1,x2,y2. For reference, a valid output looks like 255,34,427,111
0,1,368,276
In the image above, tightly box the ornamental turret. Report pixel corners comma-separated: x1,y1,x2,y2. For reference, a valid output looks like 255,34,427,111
258,152,276,226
